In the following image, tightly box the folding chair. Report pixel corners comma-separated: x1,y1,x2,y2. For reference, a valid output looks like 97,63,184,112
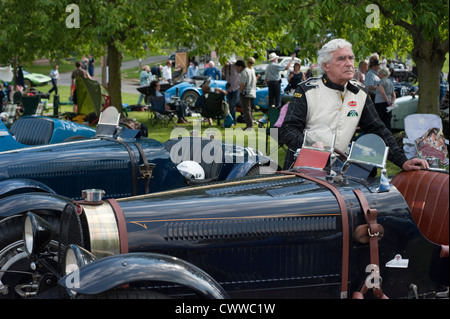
13,92,22,104
148,95,175,126
203,92,226,125
95,106,121,137
21,95,42,116
3,103,19,126
403,113,448,159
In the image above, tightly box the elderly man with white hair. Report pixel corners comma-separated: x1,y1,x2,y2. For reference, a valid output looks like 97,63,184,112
203,61,222,80
280,38,428,171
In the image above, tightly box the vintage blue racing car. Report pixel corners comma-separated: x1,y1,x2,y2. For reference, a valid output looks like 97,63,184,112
0,107,277,201
163,76,228,107
0,115,96,152
0,125,447,300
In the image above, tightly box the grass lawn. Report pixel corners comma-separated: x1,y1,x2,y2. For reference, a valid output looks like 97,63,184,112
24,58,76,75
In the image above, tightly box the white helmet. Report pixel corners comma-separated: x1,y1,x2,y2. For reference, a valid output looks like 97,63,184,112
0,112,9,123
177,161,205,179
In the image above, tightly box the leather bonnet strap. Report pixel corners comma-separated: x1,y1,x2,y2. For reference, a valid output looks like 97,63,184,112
279,171,350,298
352,188,388,299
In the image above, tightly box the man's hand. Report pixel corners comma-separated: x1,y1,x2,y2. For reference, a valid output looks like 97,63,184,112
285,53,297,70
402,158,429,171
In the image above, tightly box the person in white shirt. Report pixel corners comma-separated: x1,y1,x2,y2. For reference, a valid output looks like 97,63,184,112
48,65,60,96
163,60,173,84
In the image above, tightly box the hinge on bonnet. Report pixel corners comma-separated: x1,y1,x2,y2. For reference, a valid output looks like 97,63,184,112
134,142,155,194
139,162,156,180
139,162,155,194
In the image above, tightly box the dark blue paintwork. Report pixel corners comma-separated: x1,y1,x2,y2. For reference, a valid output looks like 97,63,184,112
0,137,185,199
1,131,446,299
119,173,343,298
59,253,229,299
0,168,447,299
112,171,444,299
0,135,274,200
53,170,447,299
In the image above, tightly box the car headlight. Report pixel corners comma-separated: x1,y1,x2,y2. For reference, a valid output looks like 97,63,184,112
24,212,52,256
63,245,96,297
64,244,96,276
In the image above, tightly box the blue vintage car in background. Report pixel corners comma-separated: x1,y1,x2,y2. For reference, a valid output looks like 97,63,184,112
0,107,278,201
163,77,228,107
0,115,96,152
162,76,289,110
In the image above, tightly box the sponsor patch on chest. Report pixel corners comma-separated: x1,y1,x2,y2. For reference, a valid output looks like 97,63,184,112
347,110,359,117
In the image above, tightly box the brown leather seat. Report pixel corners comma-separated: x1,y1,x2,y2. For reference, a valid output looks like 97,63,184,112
391,170,449,245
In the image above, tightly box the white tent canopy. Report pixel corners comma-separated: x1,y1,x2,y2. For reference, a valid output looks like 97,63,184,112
0,66,13,82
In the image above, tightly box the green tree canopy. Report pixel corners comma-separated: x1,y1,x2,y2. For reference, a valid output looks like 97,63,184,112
1,0,448,114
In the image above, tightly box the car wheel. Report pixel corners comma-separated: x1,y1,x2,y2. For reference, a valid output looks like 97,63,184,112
0,214,60,299
181,91,199,108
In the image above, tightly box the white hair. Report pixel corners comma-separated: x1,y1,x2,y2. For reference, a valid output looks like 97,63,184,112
317,39,352,74
378,66,390,77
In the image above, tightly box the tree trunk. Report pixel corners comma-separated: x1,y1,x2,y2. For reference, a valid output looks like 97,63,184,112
12,56,19,94
412,37,446,115
107,43,123,113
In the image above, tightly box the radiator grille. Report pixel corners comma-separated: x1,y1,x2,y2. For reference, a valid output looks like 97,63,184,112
57,203,90,274
212,242,341,286
163,216,337,241
160,241,342,290
8,160,128,178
